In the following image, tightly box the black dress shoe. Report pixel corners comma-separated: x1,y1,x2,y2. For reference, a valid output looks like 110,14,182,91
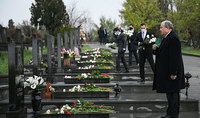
137,79,145,83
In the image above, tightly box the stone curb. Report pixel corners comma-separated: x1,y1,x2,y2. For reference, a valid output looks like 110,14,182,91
182,53,200,57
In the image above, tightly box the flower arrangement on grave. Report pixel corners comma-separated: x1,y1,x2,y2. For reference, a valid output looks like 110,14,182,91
76,70,113,80
24,75,44,94
45,82,55,99
78,58,114,65
138,34,157,50
68,83,113,92
61,48,76,58
78,64,114,70
101,51,113,59
45,98,115,114
24,75,44,112
74,46,80,57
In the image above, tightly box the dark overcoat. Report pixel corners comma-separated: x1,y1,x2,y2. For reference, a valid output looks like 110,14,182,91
153,30,185,93
116,33,126,52
127,30,138,51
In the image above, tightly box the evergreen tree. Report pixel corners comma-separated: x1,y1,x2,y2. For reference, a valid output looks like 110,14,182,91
30,0,69,34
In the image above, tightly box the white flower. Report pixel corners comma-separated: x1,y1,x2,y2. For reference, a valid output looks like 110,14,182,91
45,110,51,114
66,106,71,110
24,82,29,88
147,35,150,39
55,108,59,111
65,76,72,79
63,89,66,92
152,34,154,37
60,108,64,114
49,86,55,92
31,84,36,89
39,78,44,85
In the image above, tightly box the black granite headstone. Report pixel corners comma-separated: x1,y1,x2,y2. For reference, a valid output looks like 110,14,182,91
77,28,81,46
6,42,26,118
32,38,39,75
47,35,54,82
64,32,69,50
57,33,62,69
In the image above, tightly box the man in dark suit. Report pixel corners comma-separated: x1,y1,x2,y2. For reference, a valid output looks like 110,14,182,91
114,27,129,73
103,27,108,44
127,24,139,66
98,26,104,45
152,20,185,118
136,23,155,83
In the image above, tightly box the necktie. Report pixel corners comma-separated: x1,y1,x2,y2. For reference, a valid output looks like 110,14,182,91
142,32,145,40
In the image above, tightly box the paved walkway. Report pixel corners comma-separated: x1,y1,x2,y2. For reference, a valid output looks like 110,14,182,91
87,43,200,114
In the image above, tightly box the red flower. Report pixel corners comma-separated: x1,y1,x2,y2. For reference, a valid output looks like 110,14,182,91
67,112,71,115
77,76,81,80
63,109,66,113
94,64,96,66
73,102,76,106
97,86,109,89
91,70,94,75
102,73,110,76
84,82,87,87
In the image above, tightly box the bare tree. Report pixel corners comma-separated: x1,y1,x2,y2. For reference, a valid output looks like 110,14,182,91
67,1,89,28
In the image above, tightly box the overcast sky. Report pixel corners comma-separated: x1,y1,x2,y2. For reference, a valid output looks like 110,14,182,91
0,0,125,27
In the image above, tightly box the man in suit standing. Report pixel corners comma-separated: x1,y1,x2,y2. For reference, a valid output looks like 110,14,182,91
114,27,129,73
127,24,139,66
152,20,185,118
98,26,104,45
137,23,155,83
103,27,108,44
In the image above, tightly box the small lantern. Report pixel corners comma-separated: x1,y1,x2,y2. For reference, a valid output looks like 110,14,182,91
185,72,192,98
113,83,121,97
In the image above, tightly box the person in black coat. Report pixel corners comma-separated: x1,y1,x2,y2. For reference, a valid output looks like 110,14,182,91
103,27,108,44
136,23,155,83
127,24,139,66
114,27,129,73
98,26,104,45
152,20,185,118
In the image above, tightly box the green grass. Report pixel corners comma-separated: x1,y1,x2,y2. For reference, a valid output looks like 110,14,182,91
81,45,93,53
0,51,8,74
0,49,33,74
43,48,47,54
24,49,32,65
182,46,200,56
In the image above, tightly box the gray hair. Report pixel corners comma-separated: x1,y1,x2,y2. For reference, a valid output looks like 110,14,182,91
162,20,174,29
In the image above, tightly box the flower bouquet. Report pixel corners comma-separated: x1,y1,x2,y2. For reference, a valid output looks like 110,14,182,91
68,83,113,92
78,64,114,70
124,29,134,37
54,83,112,98
45,98,115,115
61,48,76,58
24,75,44,112
105,42,117,49
77,70,113,80
138,34,157,50
24,75,44,94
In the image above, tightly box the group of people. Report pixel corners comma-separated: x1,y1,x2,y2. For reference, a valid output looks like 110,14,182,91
113,20,185,118
98,26,107,45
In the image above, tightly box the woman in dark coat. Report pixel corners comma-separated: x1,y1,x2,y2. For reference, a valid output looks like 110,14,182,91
152,20,185,118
